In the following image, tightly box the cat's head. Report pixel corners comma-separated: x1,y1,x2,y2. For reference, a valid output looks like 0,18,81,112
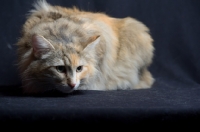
21,34,100,94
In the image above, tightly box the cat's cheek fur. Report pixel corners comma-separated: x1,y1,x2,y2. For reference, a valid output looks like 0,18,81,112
78,65,96,81
78,67,88,79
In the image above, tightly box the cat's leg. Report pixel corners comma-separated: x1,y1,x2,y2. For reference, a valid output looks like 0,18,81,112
134,68,154,89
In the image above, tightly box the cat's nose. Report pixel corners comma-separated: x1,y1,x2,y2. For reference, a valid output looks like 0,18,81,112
68,83,76,89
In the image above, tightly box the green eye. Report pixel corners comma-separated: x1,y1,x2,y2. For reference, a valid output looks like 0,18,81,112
56,66,66,73
76,66,83,72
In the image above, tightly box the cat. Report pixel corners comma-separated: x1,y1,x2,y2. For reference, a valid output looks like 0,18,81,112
16,0,155,94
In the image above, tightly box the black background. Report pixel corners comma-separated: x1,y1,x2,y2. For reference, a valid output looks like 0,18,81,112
0,0,200,130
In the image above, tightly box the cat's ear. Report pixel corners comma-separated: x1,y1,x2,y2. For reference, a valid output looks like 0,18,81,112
83,35,100,52
31,34,55,59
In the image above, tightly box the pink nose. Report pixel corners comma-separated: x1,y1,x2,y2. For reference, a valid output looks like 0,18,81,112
68,83,76,89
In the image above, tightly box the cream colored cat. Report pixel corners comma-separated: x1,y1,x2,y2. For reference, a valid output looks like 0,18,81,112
16,0,154,94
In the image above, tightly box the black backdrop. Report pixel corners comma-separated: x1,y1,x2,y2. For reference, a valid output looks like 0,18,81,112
0,0,200,130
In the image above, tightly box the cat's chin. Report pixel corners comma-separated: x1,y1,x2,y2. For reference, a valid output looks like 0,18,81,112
56,86,75,93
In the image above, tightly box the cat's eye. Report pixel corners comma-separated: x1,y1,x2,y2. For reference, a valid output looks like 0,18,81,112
56,66,66,73
76,66,83,72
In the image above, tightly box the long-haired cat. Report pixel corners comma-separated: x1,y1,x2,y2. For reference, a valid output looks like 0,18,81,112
16,0,154,94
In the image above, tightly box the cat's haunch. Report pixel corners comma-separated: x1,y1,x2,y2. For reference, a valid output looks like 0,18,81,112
16,0,155,94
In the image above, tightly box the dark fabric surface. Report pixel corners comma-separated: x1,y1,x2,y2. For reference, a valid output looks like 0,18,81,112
0,0,200,130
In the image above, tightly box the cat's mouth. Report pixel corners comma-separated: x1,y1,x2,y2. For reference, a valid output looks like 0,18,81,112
55,80,81,93
56,84,79,93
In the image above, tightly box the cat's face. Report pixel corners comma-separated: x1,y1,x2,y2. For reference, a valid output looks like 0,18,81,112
22,34,100,94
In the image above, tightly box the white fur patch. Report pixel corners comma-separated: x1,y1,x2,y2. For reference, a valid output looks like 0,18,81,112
31,0,52,13
74,80,80,90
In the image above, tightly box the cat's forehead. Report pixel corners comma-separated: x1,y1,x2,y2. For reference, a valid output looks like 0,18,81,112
47,49,81,67
55,45,81,66
64,53,80,67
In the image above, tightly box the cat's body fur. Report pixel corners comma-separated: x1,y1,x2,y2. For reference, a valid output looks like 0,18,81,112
16,0,154,94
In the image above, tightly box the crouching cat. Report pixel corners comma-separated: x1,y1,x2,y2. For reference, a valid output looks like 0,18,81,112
16,0,155,94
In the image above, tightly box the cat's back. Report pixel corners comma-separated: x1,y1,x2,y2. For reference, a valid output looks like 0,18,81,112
22,0,111,33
